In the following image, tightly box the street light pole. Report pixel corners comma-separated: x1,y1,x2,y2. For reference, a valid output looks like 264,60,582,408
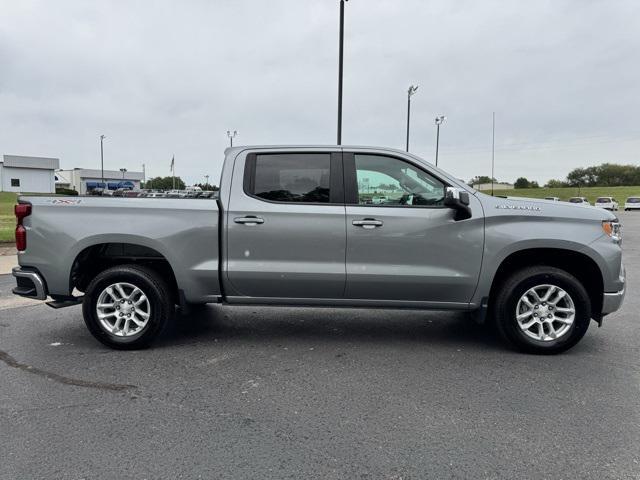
406,85,418,152
337,0,348,145
204,174,209,188
100,135,106,186
434,115,446,167
119,168,127,179
227,130,237,147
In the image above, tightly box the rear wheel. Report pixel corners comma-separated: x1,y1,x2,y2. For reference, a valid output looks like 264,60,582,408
493,266,591,354
82,265,174,349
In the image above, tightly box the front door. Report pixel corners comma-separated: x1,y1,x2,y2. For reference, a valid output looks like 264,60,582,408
344,153,484,305
226,151,346,299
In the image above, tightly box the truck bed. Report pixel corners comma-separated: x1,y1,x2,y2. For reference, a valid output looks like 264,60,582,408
18,196,221,303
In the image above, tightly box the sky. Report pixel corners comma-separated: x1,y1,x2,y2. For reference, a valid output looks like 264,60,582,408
1,0,639,185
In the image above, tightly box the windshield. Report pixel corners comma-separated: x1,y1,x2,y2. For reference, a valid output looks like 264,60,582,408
596,198,611,203
568,198,583,203
627,197,640,203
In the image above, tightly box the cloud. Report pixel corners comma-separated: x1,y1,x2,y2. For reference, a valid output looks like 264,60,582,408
1,0,639,184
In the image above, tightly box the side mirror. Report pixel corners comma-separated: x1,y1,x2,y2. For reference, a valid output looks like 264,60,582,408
444,187,472,220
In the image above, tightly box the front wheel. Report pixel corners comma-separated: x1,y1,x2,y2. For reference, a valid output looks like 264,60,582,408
493,266,591,354
82,265,174,349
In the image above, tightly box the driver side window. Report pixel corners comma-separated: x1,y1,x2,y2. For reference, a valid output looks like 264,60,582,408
354,154,445,206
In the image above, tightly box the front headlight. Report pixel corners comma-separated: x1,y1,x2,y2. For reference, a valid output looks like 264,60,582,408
602,220,622,243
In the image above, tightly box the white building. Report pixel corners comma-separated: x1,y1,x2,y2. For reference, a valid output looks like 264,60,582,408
56,168,144,194
0,155,60,193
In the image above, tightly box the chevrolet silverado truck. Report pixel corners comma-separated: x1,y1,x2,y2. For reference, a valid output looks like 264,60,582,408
12,146,625,353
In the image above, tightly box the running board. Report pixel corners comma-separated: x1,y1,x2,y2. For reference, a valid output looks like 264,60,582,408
46,297,83,309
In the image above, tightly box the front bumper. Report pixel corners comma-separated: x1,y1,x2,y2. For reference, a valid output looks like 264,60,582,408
12,266,47,300
602,264,625,315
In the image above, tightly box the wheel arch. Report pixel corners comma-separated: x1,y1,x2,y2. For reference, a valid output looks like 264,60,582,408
488,247,604,318
70,241,179,302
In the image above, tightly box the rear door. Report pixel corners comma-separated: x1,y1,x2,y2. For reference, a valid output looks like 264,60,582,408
343,152,483,305
225,150,346,299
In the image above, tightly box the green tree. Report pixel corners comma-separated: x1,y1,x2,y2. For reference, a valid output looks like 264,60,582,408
514,177,531,189
468,175,495,186
144,176,186,190
545,179,567,188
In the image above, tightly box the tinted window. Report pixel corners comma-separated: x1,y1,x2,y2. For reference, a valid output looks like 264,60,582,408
354,154,445,206
596,198,610,203
569,198,582,203
628,198,640,203
252,154,331,203
11,178,20,187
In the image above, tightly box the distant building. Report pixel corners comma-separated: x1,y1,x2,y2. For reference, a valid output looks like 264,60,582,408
56,168,144,194
0,155,60,193
472,182,514,191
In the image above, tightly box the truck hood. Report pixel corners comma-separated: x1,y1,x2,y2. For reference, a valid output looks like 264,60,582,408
475,192,617,222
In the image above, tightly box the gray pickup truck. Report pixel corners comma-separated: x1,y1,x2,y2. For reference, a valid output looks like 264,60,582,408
12,146,625,353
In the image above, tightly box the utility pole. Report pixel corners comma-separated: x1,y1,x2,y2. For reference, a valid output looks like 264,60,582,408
406,85,418,152
142,163,146,184
99,135,106,186
491,112,496,196
434,115,446,167
337,0,348,145
227,130,237,147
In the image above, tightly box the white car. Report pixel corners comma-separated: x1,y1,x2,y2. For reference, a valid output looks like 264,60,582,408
594,196,619,211
624,196,640,211
544,197,560,201
568,196,590,205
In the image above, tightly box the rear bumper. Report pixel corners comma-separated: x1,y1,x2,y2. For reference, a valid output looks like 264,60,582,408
602,264,625,315
12,266,47,300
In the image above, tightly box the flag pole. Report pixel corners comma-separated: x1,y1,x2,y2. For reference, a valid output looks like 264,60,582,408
171,155,175,190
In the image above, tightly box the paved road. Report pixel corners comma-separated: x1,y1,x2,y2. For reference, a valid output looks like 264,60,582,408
1,213,639,479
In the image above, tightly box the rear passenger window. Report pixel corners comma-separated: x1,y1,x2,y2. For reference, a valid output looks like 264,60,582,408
250,154,331,203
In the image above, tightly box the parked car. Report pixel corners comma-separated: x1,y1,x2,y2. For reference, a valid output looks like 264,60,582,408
594,197,619,211
568,196,590,205
12,145,625,354
371,195,388,204
624,196,640,211
544,197,561,201
112,188,134,197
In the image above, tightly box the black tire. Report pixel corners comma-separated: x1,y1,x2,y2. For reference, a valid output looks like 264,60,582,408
82,264,174,349
493,266,591,354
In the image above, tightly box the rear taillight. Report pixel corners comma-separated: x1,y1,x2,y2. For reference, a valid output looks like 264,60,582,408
15,204,32,251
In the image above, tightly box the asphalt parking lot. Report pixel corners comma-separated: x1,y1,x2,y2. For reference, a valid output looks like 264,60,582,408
1,213,639,480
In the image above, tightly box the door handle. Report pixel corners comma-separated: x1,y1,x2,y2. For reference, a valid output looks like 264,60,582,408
352,218,383,229
234,216,264,225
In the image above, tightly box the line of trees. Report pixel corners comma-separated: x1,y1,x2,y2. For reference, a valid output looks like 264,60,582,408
142,177,220,191
144,176,186,190
471,163,640,190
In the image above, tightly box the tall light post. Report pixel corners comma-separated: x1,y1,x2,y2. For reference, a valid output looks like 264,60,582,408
337,0,348,145
227,130,237,147
406,85,419,152
119,168,127,179
434,115,446,167
491,112,495,196
204,174,209,188
99,135,106,186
